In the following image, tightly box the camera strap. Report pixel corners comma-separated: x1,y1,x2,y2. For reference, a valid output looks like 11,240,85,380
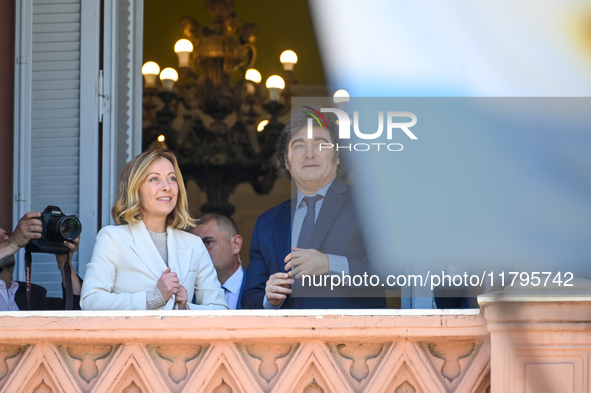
25,249,32,310
63,253,73,310
24,250,74,310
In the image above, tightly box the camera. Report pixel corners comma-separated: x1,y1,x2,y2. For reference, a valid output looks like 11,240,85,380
25,205,82,254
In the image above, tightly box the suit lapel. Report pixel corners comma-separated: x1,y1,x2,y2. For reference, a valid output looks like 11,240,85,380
310,179,348,250
274,201,292,272
129,221,167,279
167,228,191,286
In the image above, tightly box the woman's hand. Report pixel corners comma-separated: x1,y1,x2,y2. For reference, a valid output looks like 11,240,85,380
175,285,188,310
157,267,180,301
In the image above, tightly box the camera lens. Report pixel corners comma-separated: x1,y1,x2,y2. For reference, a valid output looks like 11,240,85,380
57,216,82,240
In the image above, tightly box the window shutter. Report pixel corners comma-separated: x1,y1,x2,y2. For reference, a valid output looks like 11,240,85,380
13,0,144,296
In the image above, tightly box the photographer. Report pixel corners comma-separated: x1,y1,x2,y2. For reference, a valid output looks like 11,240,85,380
0,212,81,311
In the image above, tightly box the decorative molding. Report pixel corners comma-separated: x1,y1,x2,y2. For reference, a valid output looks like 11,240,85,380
327,341,389,392
148,344,205,389
90,345,169,393
241,343,294,383
59,344,115,386
0,345,79,393
271,342,355,393
0,312,493,393
183,343,263,393
394,380,416,393
0,345,24,382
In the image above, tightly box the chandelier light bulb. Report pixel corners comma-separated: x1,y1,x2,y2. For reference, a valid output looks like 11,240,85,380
157,135,165,142
333,89,350,103
280,50,298,71
160,67,179,90
257,120,269,132
174,39,194,68
174,39,193,53
142,61,160,75
266,75,285,101
245,68,262,83
142,61,160,88
245,69,262,94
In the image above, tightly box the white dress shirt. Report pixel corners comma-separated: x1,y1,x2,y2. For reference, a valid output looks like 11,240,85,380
0,280,19,311
221,266,244,310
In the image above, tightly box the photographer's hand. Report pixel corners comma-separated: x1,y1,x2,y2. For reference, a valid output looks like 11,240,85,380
55,237,79,269
8,212,42,251
56,237,81,295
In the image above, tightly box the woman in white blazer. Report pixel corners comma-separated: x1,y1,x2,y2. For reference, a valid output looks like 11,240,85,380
80,150,228,310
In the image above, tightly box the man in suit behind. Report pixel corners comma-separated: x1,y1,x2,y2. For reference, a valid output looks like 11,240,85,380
241,108,386,309
191,213,246,310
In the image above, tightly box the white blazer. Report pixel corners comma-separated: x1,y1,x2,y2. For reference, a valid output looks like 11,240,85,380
80,221,229,310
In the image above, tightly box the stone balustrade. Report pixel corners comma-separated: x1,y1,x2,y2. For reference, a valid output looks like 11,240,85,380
3,285,590,393
0,310,489,393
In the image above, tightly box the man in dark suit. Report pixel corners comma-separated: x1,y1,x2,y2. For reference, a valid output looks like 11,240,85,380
191,213,246,310
241,108,386,309
0,212,81,311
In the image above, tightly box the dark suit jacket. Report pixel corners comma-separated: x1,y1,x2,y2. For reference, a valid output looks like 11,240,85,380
241,178,386,309
15,281,82,311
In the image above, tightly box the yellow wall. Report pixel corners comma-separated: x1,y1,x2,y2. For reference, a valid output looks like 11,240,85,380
143,0,325,85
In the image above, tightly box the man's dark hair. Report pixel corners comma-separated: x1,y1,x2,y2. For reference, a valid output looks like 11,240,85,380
276,107,342,179
195,213,240,239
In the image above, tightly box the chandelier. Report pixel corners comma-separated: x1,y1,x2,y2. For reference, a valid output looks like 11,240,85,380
141,0,297,216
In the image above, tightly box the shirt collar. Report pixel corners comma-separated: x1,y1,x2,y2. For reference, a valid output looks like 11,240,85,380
296,180,333,208
0,280,19,293
223,266,244,295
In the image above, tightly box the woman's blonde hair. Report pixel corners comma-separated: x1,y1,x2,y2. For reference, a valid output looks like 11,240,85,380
112,150,195,229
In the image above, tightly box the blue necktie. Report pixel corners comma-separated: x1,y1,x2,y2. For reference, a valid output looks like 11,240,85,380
292,195,323,308
297,195,323,249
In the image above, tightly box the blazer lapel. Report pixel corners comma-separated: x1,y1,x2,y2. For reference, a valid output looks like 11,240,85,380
274,201,292,272
166,228,191,286
129,221,168,279
310,179,348,250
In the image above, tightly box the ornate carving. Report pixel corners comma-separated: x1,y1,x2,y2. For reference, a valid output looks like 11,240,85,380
122,381,142,393
212,378,233,393
427,341,476,381
303,378,324,393
153,345,203,384
335,343,383,382
65,345,113,383
395,381,416,393
0,346,22,380
33,380,52,393
244,344,292,382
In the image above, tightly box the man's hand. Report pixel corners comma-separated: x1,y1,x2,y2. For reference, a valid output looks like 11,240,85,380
265,272,293,307
55,237,80,270
175,285,188,310
9,212,42,250
284,247,329,279
157,267,180,302
55,237,83,296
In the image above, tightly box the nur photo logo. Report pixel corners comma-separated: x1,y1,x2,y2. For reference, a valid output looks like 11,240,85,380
304,105,418,152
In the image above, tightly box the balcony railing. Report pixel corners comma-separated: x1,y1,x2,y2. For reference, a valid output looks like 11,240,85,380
1,288,590,393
